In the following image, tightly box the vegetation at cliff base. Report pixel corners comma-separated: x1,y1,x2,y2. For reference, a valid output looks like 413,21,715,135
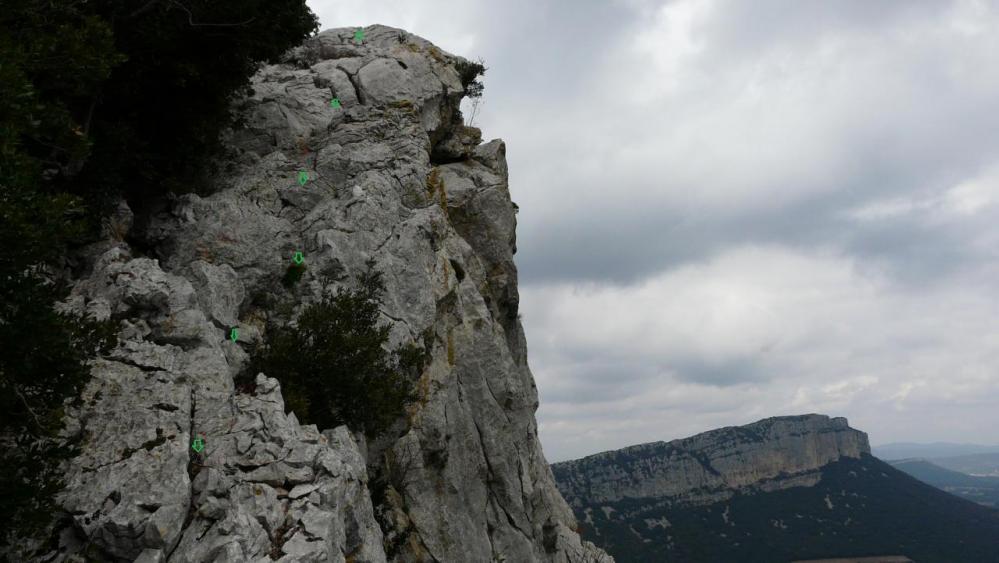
0,0,318,552
0,187,118,541
245,268,420,437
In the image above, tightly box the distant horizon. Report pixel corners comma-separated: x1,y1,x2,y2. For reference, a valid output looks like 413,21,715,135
873,441,999,448
312,1,999,462
551,421,999,464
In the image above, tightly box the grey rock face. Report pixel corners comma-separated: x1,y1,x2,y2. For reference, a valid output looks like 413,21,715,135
552,414,871,507
48,25,609,563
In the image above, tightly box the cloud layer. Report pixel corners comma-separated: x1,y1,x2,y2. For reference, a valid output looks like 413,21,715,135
310,0,999,461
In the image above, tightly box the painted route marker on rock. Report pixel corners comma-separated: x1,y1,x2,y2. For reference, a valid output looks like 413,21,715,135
354,28,365,44
229,327,239,343
191,437,204,453
292,251,304,265
330,97,342,109
298,170,309,186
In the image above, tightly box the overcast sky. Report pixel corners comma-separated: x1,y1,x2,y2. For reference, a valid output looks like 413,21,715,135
309,0,999,462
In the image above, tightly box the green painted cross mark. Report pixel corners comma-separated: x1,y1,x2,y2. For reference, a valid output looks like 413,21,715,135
354,28,364,44
191,437,205,453
298,170,309,186
330,97,342,109
292,251,304,265
229,328,239,342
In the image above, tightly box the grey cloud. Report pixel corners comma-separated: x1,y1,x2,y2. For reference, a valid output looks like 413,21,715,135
497,0,999,286
534,361,660,405
315,0,999,461
699,0,953,63
666,356,770,387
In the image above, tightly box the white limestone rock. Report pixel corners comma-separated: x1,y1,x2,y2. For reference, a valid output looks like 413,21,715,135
47,24,610,563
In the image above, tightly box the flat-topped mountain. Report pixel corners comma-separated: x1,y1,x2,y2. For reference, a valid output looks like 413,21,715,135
553,415,999,563
554,414,869,506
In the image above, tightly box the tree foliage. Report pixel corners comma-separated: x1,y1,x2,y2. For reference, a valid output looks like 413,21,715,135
0,183,119,545
0,1,122,546
1,0,318,214
456,58,486,99
77,0,319,208
0,0,318,551
246,269,420,438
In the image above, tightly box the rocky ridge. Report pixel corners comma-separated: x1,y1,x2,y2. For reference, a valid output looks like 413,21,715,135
551,417,999,563
552,414,870,507
42,25,611,563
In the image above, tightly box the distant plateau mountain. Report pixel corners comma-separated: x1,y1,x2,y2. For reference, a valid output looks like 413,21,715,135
553,415,999,563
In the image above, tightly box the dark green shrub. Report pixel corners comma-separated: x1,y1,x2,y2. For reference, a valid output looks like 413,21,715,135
0,0,316,551
282,262,307,288
2,0,319,219
0,186,118,546
246,267,418,437
455,58,486,99
78,0,319,209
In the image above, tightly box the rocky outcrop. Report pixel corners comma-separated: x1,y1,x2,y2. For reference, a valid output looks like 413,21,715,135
44,25,610,563
552,414,870,507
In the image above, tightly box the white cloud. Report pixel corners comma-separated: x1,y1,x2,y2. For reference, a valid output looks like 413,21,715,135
525,246,875,366
846,162,999,223
944,164,999,215
525,245,999,460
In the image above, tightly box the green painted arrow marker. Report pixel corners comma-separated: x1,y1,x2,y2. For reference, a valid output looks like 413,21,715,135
191,437,204,453
229,328,239,342
330,97,342,109
292,251,304,265
297,170,309,186
354,28,364,44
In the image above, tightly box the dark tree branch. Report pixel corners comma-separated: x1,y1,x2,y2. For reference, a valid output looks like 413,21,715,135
168,0,255,27
82,96,98,136
13,385,44,431
127,0,163,19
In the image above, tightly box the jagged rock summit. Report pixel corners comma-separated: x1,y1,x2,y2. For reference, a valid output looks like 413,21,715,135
47,25,611,563
553,414,870,506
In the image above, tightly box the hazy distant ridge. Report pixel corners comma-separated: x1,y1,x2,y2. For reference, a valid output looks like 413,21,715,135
874,442,999,460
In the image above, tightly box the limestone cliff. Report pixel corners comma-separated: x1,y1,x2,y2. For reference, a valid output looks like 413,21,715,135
549,417,999,563
47,25,611,563
552,414,870,507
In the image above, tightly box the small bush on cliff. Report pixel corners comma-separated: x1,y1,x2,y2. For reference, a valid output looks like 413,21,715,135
455,58,486,99
455,58,486,125
246,266,419,437
282,261,307,288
